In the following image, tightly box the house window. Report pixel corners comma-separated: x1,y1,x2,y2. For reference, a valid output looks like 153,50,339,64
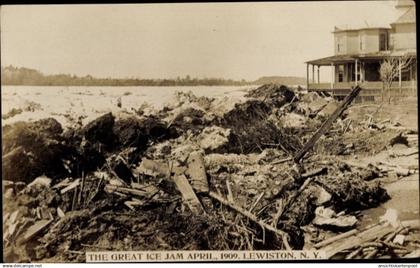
338,65,344,82
379,33,387,51
359,36,364,51
359,34,366,52
336,37,343,53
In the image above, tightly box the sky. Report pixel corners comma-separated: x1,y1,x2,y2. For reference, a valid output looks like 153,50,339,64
1,1,401,81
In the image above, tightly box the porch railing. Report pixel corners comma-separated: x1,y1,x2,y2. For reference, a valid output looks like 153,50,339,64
307,80,417,100
308,81,415,91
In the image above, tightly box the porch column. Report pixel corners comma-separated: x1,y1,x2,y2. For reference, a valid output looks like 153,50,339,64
355,59,358,85
361,62,364,82
306,63,309,90
312,64,315,84
330,63,334,90
317,66,320,84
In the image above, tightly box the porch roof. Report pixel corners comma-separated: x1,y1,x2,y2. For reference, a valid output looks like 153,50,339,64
305,55,356,66
306,50,417,66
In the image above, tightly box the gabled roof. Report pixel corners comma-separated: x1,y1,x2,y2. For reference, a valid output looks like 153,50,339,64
392,6,416,25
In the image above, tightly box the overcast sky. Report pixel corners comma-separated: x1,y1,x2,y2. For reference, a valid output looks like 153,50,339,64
1,1,400,81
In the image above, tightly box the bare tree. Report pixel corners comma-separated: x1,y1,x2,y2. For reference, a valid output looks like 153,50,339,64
379,55,414,103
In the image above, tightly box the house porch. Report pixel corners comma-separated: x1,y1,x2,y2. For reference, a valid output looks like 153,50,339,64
305,53,417,101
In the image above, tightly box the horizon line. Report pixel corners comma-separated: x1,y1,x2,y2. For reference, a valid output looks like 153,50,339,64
1,64,307,81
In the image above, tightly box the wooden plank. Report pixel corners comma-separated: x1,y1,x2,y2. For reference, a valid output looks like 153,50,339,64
52,178,71,190
105,184,158,199
23,219,53,242
57,207,66,218
314,228,360,249
294,85,362,163
271,157,292,165
226,180,234,203
320,219,419,259
187,151,209,193
61,179,80,194
173,174,205,215
322,223,392,259
136,158,170,178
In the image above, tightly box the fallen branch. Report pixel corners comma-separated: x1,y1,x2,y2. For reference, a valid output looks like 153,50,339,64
277,168,326,221
342,118,352,133
271,157,292,165
208,191,291,250
370,103,384,119
300,167,328,180
71,186,78,211
86,176,104,206
346,247,362,259
248,192,265,213
272,199,284,228
382,241,408,250
278,177,313,219
77,171,85,208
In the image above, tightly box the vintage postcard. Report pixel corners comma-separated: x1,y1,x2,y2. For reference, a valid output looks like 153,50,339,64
1,1,418,263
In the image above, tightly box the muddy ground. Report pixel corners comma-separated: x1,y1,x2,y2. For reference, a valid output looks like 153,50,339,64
2,85,419,262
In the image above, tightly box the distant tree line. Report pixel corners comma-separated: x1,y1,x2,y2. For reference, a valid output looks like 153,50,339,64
1,66,252,86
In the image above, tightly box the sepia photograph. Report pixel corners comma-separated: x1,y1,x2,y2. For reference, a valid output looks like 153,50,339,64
1,1,419,263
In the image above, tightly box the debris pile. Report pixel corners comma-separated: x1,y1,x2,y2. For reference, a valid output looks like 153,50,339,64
2,84,418,262
312,217,420,259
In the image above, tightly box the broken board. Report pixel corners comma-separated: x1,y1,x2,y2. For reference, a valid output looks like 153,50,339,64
23,219,53,242
187,151,209,193
172,174,205,215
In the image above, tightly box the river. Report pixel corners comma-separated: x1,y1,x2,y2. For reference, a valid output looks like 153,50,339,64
1,85,255,127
